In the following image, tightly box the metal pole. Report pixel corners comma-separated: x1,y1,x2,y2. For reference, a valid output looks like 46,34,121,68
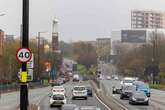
38,32,40,80
20,0,29,110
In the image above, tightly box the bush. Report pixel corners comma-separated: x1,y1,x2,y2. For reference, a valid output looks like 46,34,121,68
150,84,165,90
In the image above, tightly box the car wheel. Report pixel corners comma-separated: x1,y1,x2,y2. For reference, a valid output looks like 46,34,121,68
129,100,132,105
120,95,124,99
72,97,75,100
50,104,53,108
145,101,149,105
84,97,87,100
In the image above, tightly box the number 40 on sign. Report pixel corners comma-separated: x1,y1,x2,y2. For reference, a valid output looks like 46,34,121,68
16,48,32,63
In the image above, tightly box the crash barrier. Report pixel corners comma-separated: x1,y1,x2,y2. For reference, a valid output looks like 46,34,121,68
0,83,18,93
91,80,127,110
91,77,100,89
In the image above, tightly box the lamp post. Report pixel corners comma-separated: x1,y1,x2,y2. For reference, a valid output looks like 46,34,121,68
0,13,5,98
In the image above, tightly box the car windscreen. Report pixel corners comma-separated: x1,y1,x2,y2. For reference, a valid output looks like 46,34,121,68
138,84,149,89
123,80,133,84
53,94,64,100
123,86,133,90
134,91,146,97
74,87,86,91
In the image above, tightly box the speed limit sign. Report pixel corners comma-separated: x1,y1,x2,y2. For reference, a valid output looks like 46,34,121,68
16,48,32,63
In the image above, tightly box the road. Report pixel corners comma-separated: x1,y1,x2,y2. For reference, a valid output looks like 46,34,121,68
99,63,165,110
39,81,109,110
0,87,50,110
0,81,109,110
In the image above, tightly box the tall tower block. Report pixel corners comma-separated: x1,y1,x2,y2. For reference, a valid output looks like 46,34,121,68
52,17,59,52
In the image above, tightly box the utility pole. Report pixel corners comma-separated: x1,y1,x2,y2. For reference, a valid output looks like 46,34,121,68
37,31,47,80
38,32,40,80
20,0,29,110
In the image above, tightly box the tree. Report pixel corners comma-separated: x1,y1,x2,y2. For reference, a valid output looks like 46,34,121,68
59,41,73,58
73,42,97,69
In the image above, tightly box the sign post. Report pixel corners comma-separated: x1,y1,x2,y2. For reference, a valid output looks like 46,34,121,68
18,0,29,110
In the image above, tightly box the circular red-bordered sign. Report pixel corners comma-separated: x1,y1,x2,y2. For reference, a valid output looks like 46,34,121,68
16,48,32,63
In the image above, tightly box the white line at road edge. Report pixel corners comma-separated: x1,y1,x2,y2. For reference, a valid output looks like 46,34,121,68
112,97,128,110
94,93,111,110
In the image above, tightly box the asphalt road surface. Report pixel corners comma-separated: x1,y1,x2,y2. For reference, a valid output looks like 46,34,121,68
101,79,165,110
98,63,165,110
39,81,109,110
0,87,50,110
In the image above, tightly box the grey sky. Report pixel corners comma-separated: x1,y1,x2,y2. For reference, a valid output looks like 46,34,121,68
0,0,165,42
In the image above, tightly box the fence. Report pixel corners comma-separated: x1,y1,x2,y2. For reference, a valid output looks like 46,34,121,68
0,79,49,94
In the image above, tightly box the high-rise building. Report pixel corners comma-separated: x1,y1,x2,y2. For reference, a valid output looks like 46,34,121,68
52,17,59,52
0,29,4,56
131,10,165,29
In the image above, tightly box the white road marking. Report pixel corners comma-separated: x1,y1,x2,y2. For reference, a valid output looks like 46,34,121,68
94,93,111,110
112,97,128,110
38,106,40,110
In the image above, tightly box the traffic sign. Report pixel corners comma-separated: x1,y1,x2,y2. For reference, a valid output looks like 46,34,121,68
16,48,32,63
27,69,33,81
21,71,28,83
27,53,34,69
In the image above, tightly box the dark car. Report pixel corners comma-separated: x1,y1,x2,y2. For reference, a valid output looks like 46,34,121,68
129,91,149,105
86,87,93,97
112,84,122,94
120,85,134,99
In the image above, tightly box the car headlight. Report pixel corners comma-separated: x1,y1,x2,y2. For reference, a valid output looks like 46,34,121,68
63,100,67,104
132,97,136,101
50,99,54,104
144,97,149,101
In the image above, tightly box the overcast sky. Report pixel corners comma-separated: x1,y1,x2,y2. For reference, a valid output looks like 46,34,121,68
0,0,165,42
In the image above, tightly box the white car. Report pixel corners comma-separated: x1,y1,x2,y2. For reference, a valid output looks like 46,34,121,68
106,75,111,80
49,93,66,107
121,77,136,86
114,76,119,80
73,74,80,82
72,86,88,100
99,75,104,80
52,86,65,95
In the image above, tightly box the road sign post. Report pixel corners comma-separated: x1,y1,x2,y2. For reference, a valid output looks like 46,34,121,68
20,0,29,110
